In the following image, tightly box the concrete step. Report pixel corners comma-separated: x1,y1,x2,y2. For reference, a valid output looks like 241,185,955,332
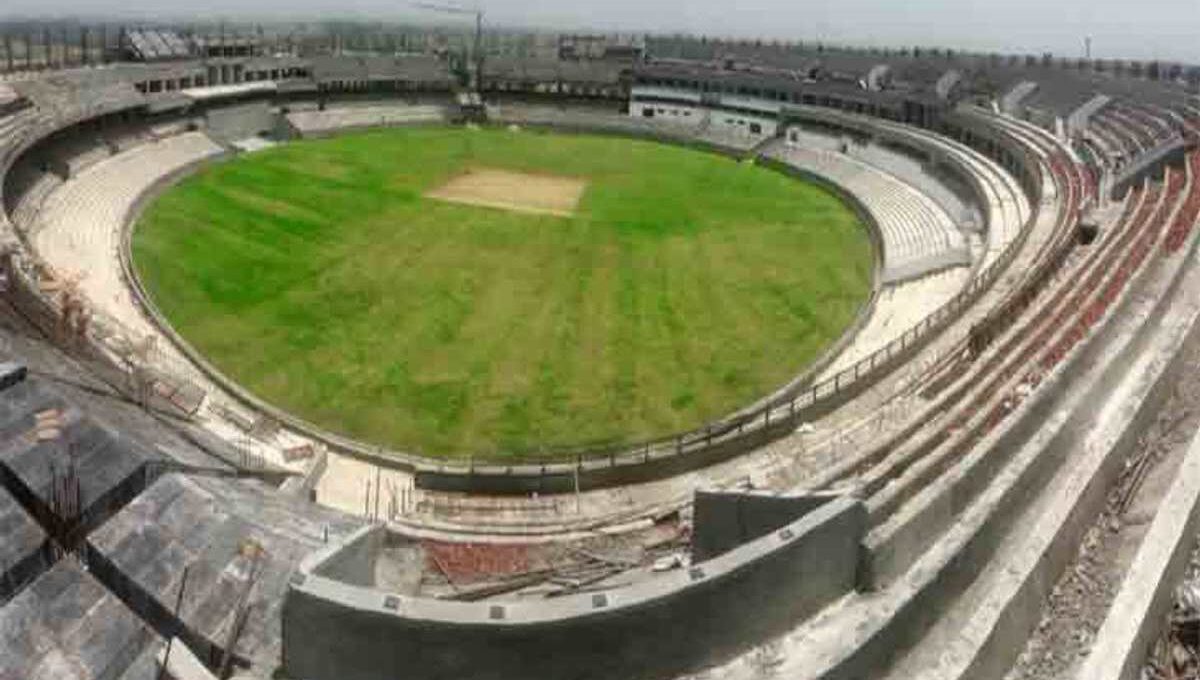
860,178,1171,587
689,156,1183,680
880,196,1200,680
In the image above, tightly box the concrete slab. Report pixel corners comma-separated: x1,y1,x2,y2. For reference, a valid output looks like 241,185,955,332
88,472,363,672
0,560,159,680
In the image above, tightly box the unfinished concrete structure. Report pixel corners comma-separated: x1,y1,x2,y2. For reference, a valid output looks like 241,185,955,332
0,22,1198,680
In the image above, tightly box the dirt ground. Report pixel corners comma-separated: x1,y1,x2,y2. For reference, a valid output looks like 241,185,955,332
424,167,588,217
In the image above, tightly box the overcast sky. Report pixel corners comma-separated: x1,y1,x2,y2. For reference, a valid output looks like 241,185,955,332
2,0,1198,64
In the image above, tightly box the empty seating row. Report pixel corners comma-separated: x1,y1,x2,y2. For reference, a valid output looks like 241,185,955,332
1092,113,1144,160
765,142,970,283
872,118,1032,269
705,109,1188,680
1118,104,1175,142
31,132,225,339
849,143,983,230
287,104,447,135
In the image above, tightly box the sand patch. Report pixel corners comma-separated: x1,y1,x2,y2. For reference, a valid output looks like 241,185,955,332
424,168,588,217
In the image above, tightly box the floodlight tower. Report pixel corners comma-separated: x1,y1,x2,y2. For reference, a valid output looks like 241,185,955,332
413,2,485,91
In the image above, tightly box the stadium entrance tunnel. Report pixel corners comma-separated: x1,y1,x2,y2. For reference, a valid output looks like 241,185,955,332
282,490,866,680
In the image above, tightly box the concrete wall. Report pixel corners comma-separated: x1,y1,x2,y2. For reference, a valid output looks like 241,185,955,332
283,495,865,680
204,101,274,141
1109,139,1191,200
308,524,382,587
628,100,779,138
692,490,836,561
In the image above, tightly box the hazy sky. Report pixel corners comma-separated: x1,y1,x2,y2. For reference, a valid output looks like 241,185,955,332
3,0,1198,64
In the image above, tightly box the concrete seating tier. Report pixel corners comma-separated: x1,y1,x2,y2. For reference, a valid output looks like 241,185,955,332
1085,123,1125,168
1108,110,1156,150
0,108,42,168
789,123,985,232
287,104,448,135
1165,150,1200,252
824,151,1135,558
785,109,1030,272
1121,104,1176,143
7,170,62,230
102,123,153,153
851,142,983,231
817,267,971,380
1093,114,1144,160
874,163,1189,680
698,115,1190,680
31,132,224,335
871,118,1031,270
56,134,113,176
1110,105,1173,149
13,77,146,127
981,113,1066,201
764,142,970,283
490,102,766,151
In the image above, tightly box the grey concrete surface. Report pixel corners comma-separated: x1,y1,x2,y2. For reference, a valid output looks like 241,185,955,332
877,196,1200,680
0,559,160,680
283,496,865,680
692,489,836,562
0,483,49,603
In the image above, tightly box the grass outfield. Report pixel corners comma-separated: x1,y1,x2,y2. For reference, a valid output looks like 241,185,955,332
133,127,872,460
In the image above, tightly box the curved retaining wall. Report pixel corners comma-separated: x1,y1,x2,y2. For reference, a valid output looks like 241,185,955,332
282,494,865,680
